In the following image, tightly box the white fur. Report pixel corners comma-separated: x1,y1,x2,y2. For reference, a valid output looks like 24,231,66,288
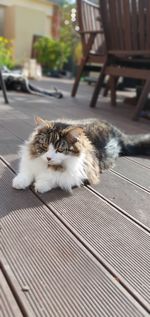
12,143,87,193
105,138,121,159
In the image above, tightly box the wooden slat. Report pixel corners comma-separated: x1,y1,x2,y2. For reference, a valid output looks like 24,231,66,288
79,0,104,54
0,84,150,316
113,157,150,191
1,254,36,317
139,0,145,49
100,0,150,53
131,0,138,50
123,0,132,50
91,169,150,228
146,0,150,49
1,270,23,317
1,161,148,317
108,50,150,56
80,30,103,34
105,65,150,79
108,0,118,49
127,157,150,169
100,0,111,49
34,185,150,310
116,0,124,49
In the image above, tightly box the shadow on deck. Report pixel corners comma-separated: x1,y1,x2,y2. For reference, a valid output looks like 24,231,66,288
1,78,150,317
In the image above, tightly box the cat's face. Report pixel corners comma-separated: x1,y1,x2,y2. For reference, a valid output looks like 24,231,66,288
29,117,83,166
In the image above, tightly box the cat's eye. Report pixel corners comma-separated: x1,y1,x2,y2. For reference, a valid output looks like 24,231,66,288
55,139,68,153
60,140,66,147
43,143,48,149
57,148,63,153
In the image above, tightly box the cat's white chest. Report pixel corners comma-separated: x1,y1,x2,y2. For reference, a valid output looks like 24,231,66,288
32,153,86,192
13,145,87,193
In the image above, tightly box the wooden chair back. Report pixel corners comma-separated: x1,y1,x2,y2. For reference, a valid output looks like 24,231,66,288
77,0,105,56
100,0,150,56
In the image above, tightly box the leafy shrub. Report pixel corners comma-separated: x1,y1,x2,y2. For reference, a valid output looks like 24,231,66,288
74,42,83,65
0,37,14,68
34,37,70,71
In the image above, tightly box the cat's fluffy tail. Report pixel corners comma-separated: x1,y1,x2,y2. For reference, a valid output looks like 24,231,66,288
120,133,150,156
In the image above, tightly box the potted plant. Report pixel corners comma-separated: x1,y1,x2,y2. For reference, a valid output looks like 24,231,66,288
0,37,14,69
34,37,70,77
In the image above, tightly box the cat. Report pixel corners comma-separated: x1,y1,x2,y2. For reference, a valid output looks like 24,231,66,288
12,116,150,193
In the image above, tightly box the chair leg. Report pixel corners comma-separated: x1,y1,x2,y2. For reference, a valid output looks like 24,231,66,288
71,33,96,97
103,76,110,97
89,58,108,108
71,58,86,97
110,76,117,107
0,69,9,104
132,79,150,120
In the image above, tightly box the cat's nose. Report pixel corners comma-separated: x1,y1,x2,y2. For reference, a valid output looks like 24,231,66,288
47,157,51,161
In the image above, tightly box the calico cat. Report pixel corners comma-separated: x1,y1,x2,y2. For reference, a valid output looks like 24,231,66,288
12,116,150,193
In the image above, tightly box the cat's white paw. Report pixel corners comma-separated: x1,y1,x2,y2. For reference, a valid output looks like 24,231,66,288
12,174,31,190
34,180,52,193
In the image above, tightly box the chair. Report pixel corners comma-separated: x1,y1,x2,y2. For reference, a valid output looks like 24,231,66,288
71,0,106,97
90,0,150,120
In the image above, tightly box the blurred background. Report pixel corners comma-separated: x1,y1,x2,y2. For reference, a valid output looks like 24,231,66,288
0,0,86,79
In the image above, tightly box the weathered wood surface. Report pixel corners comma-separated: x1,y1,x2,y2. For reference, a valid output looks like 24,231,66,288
1,79,150,316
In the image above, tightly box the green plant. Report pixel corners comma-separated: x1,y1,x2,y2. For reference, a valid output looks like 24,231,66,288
0,37,14,68
34,37,70,71
59,2,81,72
74,41,83,65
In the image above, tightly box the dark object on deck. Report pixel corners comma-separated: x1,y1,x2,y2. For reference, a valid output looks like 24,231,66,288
90,0,150,120
23,81,63,99
0,69,9,104
0,67,63,99
71,0,106,97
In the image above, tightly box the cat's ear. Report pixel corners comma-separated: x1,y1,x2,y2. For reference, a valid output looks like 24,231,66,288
66,127,83,143
34,116,46,126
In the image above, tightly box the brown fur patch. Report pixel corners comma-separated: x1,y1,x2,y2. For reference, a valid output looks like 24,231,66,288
65,127,83,144
75,132,100,185
48,164,65,171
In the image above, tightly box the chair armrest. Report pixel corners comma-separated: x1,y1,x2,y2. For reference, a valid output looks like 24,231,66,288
80,30,104,35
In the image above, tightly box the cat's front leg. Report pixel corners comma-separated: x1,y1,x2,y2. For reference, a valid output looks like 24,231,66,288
34,179,52,193
12,172,33,190
12,147,34,190
34,174,55,193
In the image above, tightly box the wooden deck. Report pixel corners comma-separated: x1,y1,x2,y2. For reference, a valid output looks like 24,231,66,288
1,78,150,317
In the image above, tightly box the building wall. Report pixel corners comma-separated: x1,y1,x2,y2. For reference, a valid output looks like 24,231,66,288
0,5,5,35
15,5,52,63
0,0,58,64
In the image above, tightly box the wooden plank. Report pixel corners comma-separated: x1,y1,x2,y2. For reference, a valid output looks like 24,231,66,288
108,0,118,49
92,169,150,228
1,123,149,228
1,160,147,317
0,85,150,314
1,255,36,317
33,183,150,311
105,66,150,79
108,50,150,55
100,0,111,48
113,157,150,191
146,0,150,49
116,0,124,49
131,0,138,50
139,0,145,49
133,79,150,119
1,270,23,317
126,157,150,169
123,0,132,50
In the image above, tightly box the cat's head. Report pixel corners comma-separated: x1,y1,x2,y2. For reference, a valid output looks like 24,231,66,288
29,116,84,166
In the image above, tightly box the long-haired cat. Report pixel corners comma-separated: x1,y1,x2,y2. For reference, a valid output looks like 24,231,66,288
12,117,150,193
